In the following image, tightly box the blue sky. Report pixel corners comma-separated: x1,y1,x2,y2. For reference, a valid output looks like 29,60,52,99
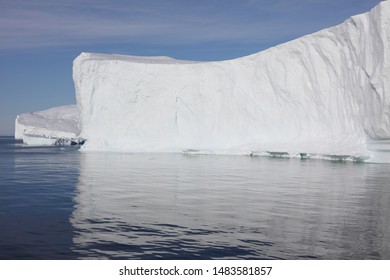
0,0,381,135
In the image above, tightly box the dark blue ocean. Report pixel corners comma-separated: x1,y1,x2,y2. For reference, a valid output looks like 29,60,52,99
1,136,389,259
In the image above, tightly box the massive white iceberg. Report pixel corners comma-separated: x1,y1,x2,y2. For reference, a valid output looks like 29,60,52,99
15,105,82,145
14,2,390,161
73,1,390,161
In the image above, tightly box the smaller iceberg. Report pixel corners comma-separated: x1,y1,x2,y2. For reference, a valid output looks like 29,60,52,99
15,105,84,146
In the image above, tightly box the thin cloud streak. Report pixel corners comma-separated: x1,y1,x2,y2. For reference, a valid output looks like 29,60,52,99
0,0,381,51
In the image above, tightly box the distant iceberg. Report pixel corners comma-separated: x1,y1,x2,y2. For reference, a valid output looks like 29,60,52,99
15,105,84,146
16,1,390,161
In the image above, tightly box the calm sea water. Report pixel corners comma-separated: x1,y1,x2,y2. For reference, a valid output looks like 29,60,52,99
1,136,389,260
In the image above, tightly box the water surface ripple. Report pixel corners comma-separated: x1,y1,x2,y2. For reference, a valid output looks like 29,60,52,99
1,137,389,259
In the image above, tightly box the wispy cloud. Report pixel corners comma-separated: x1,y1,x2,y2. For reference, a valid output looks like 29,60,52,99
0,0,380,51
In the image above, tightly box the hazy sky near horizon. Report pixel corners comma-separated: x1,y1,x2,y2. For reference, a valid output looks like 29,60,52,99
0,0,381,135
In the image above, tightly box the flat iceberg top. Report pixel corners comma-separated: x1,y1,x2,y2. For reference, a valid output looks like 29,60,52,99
76,52,201,65
25,105,79,122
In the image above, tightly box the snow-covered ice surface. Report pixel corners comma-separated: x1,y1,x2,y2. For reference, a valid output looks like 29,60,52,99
15,105,81,145
73,1,390,162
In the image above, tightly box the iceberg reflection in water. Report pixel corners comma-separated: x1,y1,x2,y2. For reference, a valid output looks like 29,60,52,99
71,152,390,259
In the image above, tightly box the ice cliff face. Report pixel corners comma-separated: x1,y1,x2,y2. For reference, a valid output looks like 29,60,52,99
15,105,81,144
73,1,389,159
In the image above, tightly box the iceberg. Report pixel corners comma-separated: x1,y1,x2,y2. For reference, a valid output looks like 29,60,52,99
14,1,390,161
72,1,390,161
15,105,83,146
